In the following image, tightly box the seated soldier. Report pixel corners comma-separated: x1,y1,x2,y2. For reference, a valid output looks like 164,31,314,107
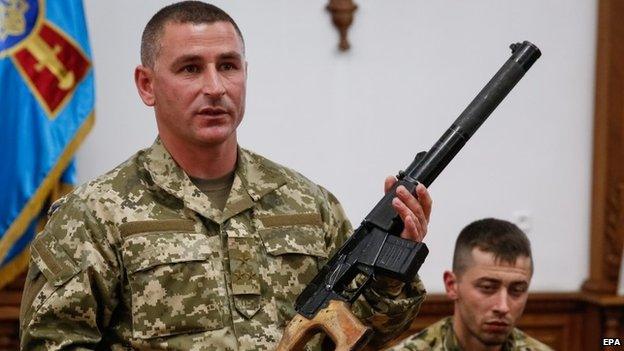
390,218,552,351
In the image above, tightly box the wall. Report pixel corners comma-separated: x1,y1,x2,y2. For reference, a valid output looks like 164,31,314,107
79,0,597,292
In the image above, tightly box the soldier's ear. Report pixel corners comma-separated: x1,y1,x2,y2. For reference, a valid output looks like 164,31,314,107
443,270,459,300
135,65,155,106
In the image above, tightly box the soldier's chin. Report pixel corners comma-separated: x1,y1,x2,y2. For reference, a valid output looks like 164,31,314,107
478,332,508,346
195,128,234,145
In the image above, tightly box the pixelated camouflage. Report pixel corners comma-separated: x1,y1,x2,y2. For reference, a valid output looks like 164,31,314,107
20,138,426,350
388,317,553,351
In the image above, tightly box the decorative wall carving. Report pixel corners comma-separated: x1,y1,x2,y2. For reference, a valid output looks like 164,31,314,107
605,182,624,281
326,0,357,51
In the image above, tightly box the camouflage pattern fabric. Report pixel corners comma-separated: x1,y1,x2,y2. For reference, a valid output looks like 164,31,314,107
388,317,553,351
20,138,426,350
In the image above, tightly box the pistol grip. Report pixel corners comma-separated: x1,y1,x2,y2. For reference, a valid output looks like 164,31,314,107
276,300,373,351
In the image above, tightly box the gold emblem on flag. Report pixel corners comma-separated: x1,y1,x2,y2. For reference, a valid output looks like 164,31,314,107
23,34,75,90
0,0,29,40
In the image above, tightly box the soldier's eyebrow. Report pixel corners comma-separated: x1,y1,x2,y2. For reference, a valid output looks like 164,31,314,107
474,277,501,285
170,54,203,68
509,280,529,287
170,52,243,69
219,51,243,62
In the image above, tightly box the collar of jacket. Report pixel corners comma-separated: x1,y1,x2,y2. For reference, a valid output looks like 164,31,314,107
443,316,515,351
142,137,286,224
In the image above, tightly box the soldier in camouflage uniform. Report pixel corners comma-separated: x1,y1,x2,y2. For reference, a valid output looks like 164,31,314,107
19,2,433,350
392,317,550,351
388,219,552,351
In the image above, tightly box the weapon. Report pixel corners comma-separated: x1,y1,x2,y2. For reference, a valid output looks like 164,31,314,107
276,41,541,351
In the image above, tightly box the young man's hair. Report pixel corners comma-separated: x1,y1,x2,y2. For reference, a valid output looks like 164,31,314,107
141,1,245,67
452,218,533,276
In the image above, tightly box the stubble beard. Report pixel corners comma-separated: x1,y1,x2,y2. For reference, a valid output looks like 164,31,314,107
471,324,510,348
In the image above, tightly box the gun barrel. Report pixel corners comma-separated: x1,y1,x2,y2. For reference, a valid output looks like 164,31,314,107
406,41,541,186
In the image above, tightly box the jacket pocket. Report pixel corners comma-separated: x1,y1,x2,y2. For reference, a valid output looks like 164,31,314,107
257,221,328,326
121,231,226,339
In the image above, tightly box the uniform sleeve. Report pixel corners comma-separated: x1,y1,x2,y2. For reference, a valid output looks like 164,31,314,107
319,188,426,347
20,195,121,350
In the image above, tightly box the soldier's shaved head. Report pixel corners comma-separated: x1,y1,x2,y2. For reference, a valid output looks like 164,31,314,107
452,218,533,276
140,1,244,68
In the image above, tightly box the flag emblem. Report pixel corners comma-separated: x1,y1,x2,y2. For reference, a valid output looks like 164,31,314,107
2,0,90,118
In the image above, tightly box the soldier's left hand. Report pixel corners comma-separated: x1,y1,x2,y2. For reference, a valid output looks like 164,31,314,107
384,176,433,242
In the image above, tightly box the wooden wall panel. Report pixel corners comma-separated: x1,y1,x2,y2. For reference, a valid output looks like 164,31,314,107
0,273,23,351
582,0,624,296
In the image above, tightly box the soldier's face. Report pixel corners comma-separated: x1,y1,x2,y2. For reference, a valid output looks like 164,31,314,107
136,21,247,148
444,248,532,348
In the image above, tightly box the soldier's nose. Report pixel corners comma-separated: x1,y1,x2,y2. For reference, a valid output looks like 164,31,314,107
492,290,511,315
202,67,226,97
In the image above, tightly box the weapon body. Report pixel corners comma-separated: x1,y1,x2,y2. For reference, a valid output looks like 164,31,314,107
276,41,541,351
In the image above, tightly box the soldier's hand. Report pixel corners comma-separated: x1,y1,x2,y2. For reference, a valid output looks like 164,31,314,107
384,176,432,242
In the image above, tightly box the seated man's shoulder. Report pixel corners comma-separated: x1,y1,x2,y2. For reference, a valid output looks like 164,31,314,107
510,328,554,351
389,317,450,351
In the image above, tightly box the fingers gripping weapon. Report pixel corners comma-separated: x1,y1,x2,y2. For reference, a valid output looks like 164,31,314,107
276,41,541,351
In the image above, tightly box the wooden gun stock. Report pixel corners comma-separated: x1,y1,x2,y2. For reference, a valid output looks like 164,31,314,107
276,300,373,351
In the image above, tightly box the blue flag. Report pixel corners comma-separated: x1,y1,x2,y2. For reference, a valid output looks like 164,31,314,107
0,0,94,288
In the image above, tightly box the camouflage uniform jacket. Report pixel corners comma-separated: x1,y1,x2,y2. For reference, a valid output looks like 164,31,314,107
20,139,426,351
389,317,553,351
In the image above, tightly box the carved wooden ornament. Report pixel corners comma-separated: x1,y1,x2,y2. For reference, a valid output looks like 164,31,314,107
326,0,357,51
